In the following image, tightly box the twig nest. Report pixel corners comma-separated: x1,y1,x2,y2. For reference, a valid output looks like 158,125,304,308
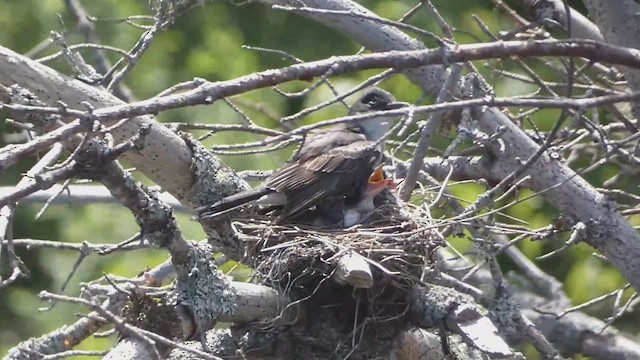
230,197,445,358
232,199,443,296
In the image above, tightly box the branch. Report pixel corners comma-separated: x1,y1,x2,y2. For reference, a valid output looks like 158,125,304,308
4,39,640,125
5,260,289,360
582,0,640,119
0,184,188,212
333,250,374,288
439,248,640,359
409,285,515,358
0,46,249,209
521,0,604,41
0,144,64,288
4,261,169,360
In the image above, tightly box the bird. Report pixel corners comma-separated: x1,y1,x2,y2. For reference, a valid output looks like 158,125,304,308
341,164,397,227
197,88,408,224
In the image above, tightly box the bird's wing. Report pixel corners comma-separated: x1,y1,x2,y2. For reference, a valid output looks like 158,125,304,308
267,129,374,191
266,134,382,222
293,127,364,161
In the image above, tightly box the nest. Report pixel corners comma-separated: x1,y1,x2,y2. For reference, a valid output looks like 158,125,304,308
229,195,445,357
232,196,443,304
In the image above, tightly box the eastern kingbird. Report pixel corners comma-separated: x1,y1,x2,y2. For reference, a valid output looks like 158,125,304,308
197,88,407,223
341,165,397,227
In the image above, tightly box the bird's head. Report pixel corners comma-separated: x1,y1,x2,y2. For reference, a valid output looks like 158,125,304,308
349,88,408,140
365,165,397,197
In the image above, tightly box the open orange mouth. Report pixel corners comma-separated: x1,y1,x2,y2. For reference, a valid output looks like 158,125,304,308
368,165,385,184
368,165,397,191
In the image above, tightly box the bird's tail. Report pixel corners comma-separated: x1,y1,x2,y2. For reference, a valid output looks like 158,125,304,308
196,188,271,219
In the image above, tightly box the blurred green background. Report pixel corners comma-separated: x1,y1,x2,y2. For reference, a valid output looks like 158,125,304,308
0,0,635,358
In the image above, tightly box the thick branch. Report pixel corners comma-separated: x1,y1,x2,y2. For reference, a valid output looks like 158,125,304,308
0,184,188,212
441,248,640,359
521,0,603,41
4,40,640,126
0,46,247,208
583,0,640,118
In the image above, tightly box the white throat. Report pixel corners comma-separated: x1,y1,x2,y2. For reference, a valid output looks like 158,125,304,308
359,117,392,141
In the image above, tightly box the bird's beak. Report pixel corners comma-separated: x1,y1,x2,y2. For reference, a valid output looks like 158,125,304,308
368,166,398,192
384,101,410,110
368,165,385,184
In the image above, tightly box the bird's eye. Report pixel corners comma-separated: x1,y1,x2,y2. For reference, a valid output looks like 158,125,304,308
362,94,381,106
